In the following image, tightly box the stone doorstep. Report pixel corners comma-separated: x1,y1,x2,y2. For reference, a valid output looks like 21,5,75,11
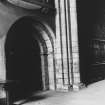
14,100,26,105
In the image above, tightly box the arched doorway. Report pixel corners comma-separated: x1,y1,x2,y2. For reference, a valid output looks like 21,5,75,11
5,17,55,102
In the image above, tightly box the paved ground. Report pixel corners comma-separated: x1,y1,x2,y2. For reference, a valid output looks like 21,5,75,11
14,80,105,105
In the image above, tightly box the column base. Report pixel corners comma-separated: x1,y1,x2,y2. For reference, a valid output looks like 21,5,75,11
72,83,86,91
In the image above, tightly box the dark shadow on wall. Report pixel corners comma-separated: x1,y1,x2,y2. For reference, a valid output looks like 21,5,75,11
5,19,43,103
76,0,105,85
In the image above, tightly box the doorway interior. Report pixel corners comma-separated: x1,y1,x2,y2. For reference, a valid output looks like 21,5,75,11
5,19,44,102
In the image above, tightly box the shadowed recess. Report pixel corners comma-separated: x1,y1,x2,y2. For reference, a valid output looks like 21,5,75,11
5,18,43,102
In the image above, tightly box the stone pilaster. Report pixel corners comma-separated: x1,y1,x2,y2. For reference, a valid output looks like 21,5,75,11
55,0,81,91
0,36,6,102
69,0,81,91
0,36,6,81
55,0,68,90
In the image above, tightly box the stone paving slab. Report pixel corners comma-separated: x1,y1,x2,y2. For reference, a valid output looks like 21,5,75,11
14,80,105,105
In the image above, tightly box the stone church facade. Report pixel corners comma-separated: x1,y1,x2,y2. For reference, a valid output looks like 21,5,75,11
0,0,83,102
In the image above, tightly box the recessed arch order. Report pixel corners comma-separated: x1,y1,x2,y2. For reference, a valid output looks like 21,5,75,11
5,16,56,92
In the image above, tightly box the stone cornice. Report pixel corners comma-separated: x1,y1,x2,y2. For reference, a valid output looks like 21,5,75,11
7,0,54,10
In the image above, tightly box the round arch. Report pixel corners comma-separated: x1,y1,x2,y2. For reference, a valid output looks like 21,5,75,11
5,16,56,97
